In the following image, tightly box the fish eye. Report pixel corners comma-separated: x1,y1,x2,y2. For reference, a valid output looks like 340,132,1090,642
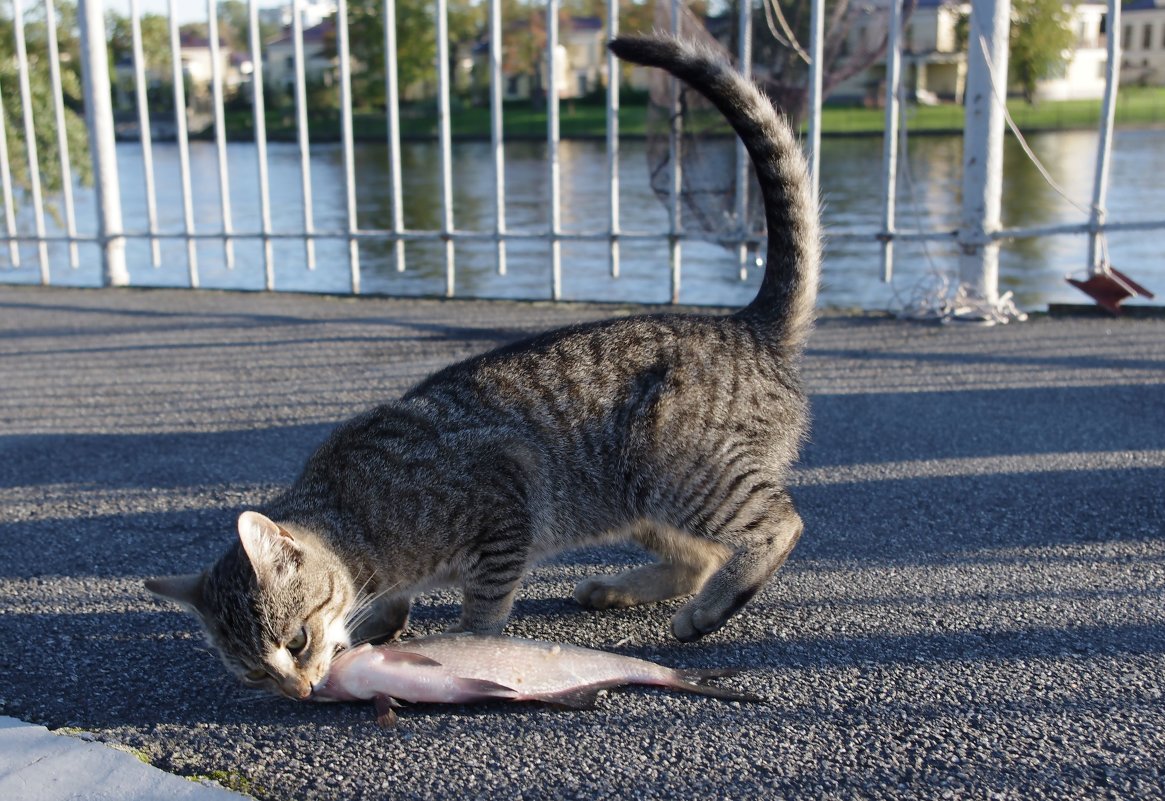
286,627,308,656
244,667,267,682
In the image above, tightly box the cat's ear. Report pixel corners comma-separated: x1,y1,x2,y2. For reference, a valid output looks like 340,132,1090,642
144,573,208,616
237,511,301,582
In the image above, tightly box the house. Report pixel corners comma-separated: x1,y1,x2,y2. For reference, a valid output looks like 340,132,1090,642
264,17,337,93
1122,0,1165,85
827,0,1108,104
473,16,608,102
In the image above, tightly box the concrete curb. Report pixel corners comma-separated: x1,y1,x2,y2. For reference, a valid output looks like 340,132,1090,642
0,717,251,801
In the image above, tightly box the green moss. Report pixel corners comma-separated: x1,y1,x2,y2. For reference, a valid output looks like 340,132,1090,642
191,770,263,796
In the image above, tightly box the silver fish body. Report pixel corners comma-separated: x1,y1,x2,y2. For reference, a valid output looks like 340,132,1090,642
314,634,760,725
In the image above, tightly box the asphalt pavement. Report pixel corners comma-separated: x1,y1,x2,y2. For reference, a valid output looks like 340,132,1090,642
0,285,1162,800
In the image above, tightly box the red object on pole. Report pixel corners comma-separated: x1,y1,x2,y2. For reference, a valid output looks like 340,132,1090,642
1067,267,1156,314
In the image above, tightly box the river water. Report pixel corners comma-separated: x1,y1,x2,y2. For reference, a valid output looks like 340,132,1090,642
4,128,1162,311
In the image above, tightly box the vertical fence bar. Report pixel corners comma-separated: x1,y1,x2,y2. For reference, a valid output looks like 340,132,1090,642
806,0,825,204
607,0,620,278
1088,0,1121,272
0,72,21,266
383,0,406,272
168,0,198,285
12,0,50,282
734,0,751,280
337,0,361,293
547,0,562,299
248,0,274,288
436,0,456,296
130,0,161,267
958,0,1011,307
207,0,235,268
79,0,127,285
489,0,507,275
292,0,317,269
668,0,682,304
44,0,79,268
878,0,903,283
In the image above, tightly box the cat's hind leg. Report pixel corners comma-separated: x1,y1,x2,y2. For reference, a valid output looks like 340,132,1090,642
573,523,731,610
671,490,803,641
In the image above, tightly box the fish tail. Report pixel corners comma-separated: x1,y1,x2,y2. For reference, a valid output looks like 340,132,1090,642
672,669,767,704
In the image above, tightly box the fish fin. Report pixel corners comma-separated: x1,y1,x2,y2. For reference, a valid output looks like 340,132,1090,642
374,696,402,728
539,687,603,710
450,677,518,702
381,649,444,668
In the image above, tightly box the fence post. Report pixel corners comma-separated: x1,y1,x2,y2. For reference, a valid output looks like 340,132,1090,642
1088,0,1121,272
77,0,127,286
957,0,1011,310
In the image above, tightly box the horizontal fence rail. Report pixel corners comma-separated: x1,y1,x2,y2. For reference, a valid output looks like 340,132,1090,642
0,0,1161,312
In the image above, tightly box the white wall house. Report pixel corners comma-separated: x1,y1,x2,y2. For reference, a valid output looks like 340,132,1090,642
264,17,337,92
831,0,1109,104
1122,0,1165,85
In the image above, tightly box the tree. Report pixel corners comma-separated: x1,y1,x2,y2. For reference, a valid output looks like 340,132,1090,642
1009,0,1075,103
0,0,91,202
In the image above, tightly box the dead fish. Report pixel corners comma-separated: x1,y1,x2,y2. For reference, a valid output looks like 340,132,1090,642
313,633,763,726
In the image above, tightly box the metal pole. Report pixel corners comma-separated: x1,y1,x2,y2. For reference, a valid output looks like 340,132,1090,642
130,0,161,267
44,0,80,269
1088,0,1121,273
78,0,128,286
735,0,752,281
668,0,683,304
292,0,317,270
337,0,361,293
384,0,406,272
207,0,235,269
489,0,508,275
13,0,51,283
248,0,275,288
436,0,456,296
879,0,904,283
607,0,621,278
548,0,562,299
168,0,198,285
957,0,1011,308
805,0,825,205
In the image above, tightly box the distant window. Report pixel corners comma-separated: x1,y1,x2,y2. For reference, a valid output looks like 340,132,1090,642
1124,24,1133,49
1143,23,1152,50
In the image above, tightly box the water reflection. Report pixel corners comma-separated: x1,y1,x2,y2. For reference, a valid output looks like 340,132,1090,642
3,129,1161,310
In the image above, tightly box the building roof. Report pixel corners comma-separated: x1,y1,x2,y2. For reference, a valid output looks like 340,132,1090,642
266,17,336,48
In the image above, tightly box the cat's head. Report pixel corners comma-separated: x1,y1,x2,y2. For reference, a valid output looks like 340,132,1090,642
145,511,354,700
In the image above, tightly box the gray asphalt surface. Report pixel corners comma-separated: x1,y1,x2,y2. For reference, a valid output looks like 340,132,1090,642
1,285,1162,800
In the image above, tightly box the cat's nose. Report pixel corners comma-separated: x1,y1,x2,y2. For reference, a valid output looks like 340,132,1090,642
281,678,312,700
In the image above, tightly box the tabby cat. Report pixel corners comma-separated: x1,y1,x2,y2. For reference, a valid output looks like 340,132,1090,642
146,34,821,701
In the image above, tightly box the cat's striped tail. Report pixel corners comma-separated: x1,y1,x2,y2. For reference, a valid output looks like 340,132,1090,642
608,34,821,357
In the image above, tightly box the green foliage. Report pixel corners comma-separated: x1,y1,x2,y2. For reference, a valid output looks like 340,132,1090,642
1009,0,1076,103
0,1,91,203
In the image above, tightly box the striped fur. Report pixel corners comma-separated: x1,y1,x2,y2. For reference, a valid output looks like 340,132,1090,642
145,34,821,697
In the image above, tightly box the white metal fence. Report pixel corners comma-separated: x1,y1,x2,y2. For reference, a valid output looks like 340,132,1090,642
1,0,1162,314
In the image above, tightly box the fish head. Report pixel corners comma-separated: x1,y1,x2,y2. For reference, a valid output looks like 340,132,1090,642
312,643,379,701
145,511,357,701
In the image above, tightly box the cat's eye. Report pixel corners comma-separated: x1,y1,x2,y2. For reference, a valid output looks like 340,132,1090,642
244,667,267,682
286,627,308,656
